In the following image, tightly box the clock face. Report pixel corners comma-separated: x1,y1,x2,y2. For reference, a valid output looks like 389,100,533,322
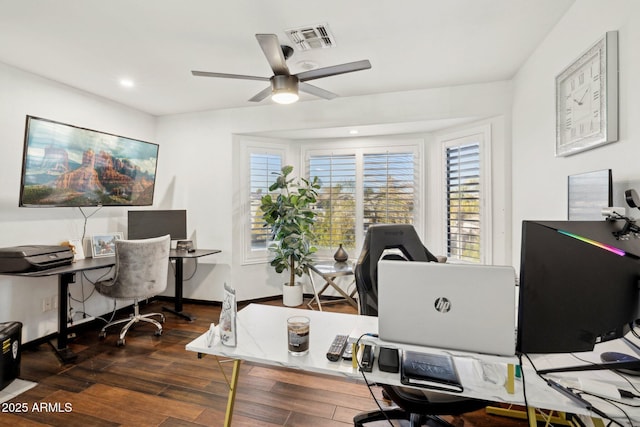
555,31,618,157
559,50,602,145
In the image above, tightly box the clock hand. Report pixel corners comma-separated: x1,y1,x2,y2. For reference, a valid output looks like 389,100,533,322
579,87,589,102
573,88,589,105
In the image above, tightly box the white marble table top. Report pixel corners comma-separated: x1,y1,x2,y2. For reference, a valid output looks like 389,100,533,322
186,304,640,426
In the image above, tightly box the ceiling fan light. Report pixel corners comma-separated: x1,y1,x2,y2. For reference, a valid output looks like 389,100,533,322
271,75,299,104
272,90,299,104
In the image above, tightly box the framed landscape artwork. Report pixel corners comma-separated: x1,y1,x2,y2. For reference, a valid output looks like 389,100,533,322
19,116,159,207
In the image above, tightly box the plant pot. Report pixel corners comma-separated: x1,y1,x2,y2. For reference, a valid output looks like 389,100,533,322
282,282,303,307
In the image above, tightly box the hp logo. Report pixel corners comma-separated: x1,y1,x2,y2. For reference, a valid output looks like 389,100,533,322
434,297,451,313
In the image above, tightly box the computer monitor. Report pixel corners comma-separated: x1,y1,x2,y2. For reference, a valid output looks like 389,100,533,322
517,220,640,357
567,169,612,220
127,209,187,240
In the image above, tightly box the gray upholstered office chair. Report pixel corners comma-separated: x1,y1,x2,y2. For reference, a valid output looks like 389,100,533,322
353,224,489,427
95,234,171,346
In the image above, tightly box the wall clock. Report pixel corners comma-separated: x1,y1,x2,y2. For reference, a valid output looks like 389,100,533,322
556,31,618,157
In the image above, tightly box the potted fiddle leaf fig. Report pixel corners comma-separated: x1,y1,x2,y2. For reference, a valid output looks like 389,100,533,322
260,165,320,306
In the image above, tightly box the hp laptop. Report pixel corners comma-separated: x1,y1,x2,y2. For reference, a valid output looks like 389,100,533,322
377,260,517,356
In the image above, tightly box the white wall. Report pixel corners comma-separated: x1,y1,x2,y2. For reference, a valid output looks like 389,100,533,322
0,58,513,343
157,81,513,303
0,62,157,342
512,0,640,267
6,0,637,346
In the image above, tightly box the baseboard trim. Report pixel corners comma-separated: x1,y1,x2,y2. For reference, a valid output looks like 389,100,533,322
22,293,346,348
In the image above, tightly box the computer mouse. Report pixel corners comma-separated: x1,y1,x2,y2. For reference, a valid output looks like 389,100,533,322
600,351,640,376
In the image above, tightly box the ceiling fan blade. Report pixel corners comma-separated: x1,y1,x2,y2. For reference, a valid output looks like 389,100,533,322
248,86,273,102
296,60,372,82
299,83,338,100
191,70,269,81
255,34,290,76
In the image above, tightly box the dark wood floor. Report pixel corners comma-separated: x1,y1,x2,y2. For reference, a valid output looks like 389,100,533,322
2,299,531,426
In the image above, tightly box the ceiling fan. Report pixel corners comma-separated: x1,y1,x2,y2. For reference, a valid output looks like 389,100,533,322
191,34,372,104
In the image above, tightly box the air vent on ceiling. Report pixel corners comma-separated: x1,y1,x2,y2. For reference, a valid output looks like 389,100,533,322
285,23,336,51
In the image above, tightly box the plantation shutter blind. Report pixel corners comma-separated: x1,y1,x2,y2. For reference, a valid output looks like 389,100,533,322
308,154,357,250
363,152,417,231
446,143,481,262
249,153,282,250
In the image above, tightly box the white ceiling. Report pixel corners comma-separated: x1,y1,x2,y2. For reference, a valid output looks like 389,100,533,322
0,1,574,117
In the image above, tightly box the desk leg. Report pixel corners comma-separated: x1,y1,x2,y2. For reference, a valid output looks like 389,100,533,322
51,272,78,364
327,276,358,308
486,406,576,426
311,275,358,309
306,271,323,311
162,258,196,321
527,406,537,427
224,359,242,427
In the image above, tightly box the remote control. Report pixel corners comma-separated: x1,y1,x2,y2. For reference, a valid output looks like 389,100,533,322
342,337,356,360
326,334,349,361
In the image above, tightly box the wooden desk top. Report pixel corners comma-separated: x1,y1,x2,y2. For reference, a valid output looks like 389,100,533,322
170,248,221,259
4,248,221,277
12,256,116,277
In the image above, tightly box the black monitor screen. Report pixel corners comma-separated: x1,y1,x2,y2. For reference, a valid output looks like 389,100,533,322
127,210,187,240
517,220,640,354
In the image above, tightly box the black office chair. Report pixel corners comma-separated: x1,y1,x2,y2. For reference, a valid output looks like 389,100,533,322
353,224,490,427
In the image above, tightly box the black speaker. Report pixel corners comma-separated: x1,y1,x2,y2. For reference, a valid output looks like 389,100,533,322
0,321,21,390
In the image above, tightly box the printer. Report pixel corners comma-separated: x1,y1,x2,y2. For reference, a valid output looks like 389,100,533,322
0,245,74,273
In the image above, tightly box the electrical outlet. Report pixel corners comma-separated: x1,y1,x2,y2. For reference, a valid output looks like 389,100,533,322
42,297,52,312
41,295,56,312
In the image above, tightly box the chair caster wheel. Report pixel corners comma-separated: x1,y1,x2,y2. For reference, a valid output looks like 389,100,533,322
117,338,125,346
98,331,106,339
154,329,163,337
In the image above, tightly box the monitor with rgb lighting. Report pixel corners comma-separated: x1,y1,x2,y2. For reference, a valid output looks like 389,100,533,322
517,219,640,354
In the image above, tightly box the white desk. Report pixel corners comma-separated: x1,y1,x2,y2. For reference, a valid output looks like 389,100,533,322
186,304,640,427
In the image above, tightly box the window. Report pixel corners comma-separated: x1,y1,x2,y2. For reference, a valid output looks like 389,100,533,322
446,143,480,262
240,141,286,264
249,153,282,251
441,125,491,263
363,152,416,230
309,154,356,249
305,143,420,253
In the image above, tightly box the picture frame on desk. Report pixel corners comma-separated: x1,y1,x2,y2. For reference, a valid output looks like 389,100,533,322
68,238,85,261
91,232,123,258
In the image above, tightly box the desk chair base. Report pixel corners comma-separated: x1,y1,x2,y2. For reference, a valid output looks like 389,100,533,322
99,299,164,346
353,409,456,427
